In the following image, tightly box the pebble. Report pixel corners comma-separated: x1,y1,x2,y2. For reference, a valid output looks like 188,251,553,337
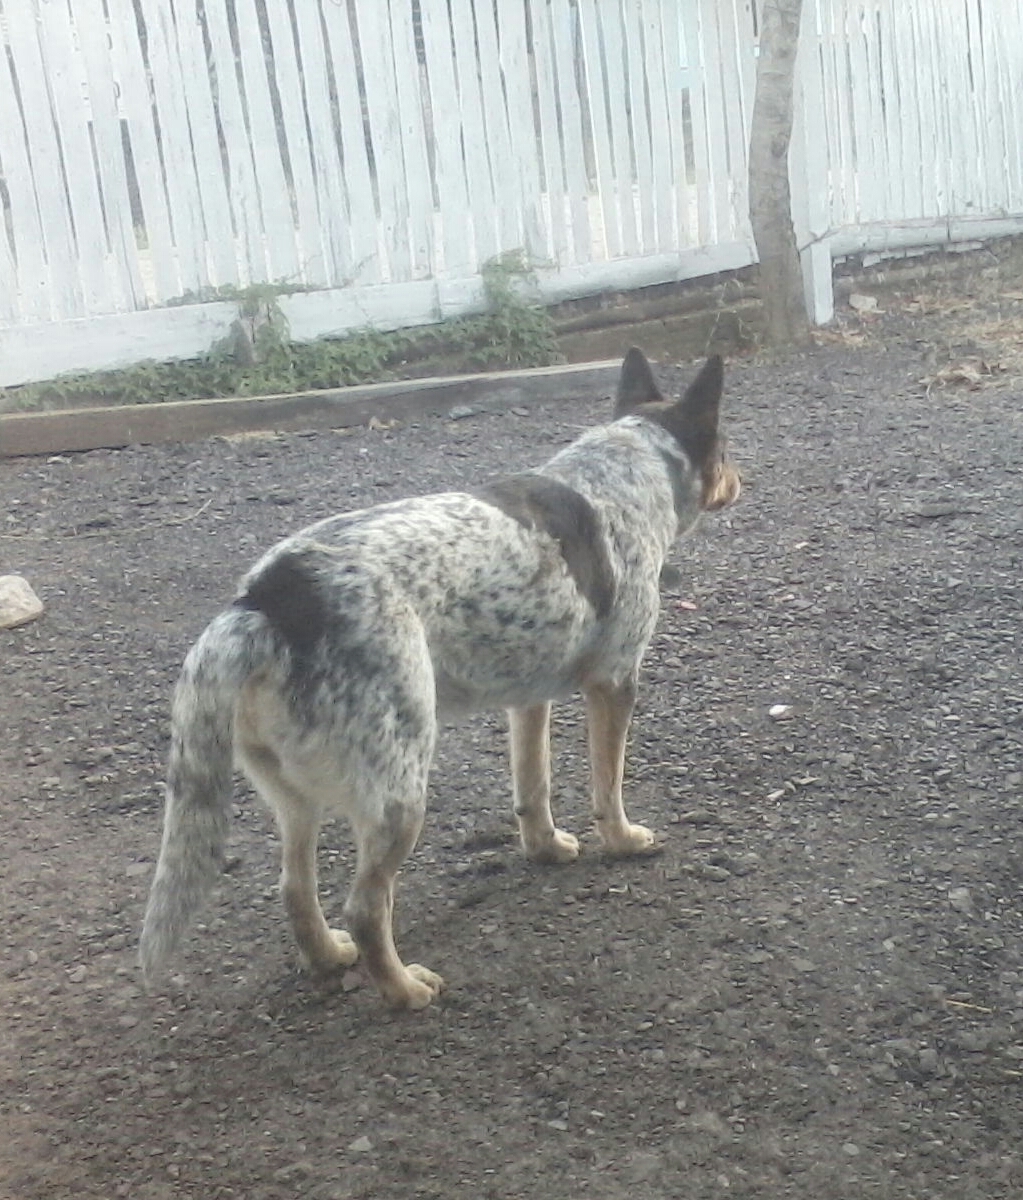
948,886,973,914
918,1048,940,1073
348,1135,373,1154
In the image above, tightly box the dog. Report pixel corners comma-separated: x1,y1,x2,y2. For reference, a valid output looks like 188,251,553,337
139,348,741,1010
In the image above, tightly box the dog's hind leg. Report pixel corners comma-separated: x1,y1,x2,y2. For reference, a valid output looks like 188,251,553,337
345,784,444,1010
241,742,359,974
508,703,580,864
277,793,360,973
585,676,659,855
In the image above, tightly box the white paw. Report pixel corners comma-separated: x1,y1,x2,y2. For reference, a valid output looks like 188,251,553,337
393,963,445,1010
600,822,660,856
525,828,580,864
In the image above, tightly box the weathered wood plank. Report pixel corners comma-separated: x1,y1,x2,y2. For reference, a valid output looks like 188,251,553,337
1,361,622,458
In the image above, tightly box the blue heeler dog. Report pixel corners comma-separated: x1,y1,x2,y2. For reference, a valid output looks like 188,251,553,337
140,349,741,1010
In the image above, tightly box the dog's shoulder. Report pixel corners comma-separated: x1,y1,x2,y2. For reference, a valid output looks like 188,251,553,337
473,472,615,618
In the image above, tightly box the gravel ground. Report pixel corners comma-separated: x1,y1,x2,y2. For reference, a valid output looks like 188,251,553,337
2,311,1023,1200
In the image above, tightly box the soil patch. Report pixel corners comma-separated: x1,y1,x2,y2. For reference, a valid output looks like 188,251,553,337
2,300,1022,1199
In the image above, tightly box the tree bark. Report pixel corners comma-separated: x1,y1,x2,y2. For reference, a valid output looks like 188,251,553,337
748,0,810,346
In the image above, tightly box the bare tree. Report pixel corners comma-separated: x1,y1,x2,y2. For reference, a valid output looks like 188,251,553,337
749,0,810,345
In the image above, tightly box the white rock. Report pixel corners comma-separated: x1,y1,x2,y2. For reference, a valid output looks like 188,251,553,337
0,575,44,629
768,704,792,719
849,292,880,313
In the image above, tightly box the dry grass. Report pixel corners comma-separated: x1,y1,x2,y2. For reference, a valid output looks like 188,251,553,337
823,238,1023,392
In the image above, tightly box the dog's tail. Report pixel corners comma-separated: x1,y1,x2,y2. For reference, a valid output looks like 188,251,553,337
139,605,274,983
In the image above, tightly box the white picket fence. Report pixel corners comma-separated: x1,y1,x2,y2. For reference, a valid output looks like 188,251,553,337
1,0,1022,388
792,0,1023,319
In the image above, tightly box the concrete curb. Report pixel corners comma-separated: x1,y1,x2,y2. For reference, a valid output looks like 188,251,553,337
0,359,621,458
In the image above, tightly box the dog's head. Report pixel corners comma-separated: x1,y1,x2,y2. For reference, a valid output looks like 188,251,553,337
614,348,741,514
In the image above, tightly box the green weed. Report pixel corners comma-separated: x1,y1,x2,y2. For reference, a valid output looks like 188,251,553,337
2,254,560,412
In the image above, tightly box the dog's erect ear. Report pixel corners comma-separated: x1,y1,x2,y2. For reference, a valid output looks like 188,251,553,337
614,347,664,416
673,355,724,465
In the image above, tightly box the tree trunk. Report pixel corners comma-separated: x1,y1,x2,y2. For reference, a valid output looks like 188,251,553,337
749,0,810,346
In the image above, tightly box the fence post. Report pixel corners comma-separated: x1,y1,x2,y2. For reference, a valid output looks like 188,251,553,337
800,241,834,325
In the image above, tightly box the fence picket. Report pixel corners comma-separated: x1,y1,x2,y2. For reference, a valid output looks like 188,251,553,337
550,0,591,265
353,2,411,282
70,0,147,309
288,0,353,286
163,0,238,290
447,0,499,265
642,0,677,252
472,0,524,256
261,0,328,287
317,0,380,284
233,0,302,281
390,0,435,278
0,18,53,321
418,0,475,277
3,0,83,317
599,2,640,256
531,1,569,264
576,0,619,258
36,0,113,313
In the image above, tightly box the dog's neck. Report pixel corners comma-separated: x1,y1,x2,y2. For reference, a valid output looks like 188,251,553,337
541,419,697,570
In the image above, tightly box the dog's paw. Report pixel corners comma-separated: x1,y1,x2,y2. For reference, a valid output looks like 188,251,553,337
525,828,580,865
300,928,360,974
390,964,445,1010
600,822,661,857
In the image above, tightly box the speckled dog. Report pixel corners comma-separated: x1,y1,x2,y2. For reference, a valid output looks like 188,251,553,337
140,349,741,1010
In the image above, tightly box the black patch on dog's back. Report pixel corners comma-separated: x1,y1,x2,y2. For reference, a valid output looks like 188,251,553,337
475,474,615,617
236,552,327,658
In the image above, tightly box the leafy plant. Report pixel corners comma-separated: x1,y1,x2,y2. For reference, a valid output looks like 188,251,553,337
1,255,561,413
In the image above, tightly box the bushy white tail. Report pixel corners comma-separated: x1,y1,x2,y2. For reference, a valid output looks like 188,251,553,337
139,607,274,982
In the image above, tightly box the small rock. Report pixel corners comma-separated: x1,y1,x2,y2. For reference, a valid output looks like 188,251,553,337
448,404,477,420
0,576,44,629
348,1135,373,1154
849,292,880,313
918,1048,940,1074
842,1142,861,1156
768,704,792,719
700,864,732,882
678,809,720,826
948,886,973,914
956,1030,991,1053
546,1118,569,1132
67,965,87,983
273,1160,315,1182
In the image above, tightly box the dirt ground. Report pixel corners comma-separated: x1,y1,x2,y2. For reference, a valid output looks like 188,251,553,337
2,291,1023,1200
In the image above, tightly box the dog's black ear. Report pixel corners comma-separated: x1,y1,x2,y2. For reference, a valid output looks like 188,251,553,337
673,355,724,464
615,347,664,416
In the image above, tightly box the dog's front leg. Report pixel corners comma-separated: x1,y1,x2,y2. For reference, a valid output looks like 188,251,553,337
508,703,580,864
585,676,659,855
